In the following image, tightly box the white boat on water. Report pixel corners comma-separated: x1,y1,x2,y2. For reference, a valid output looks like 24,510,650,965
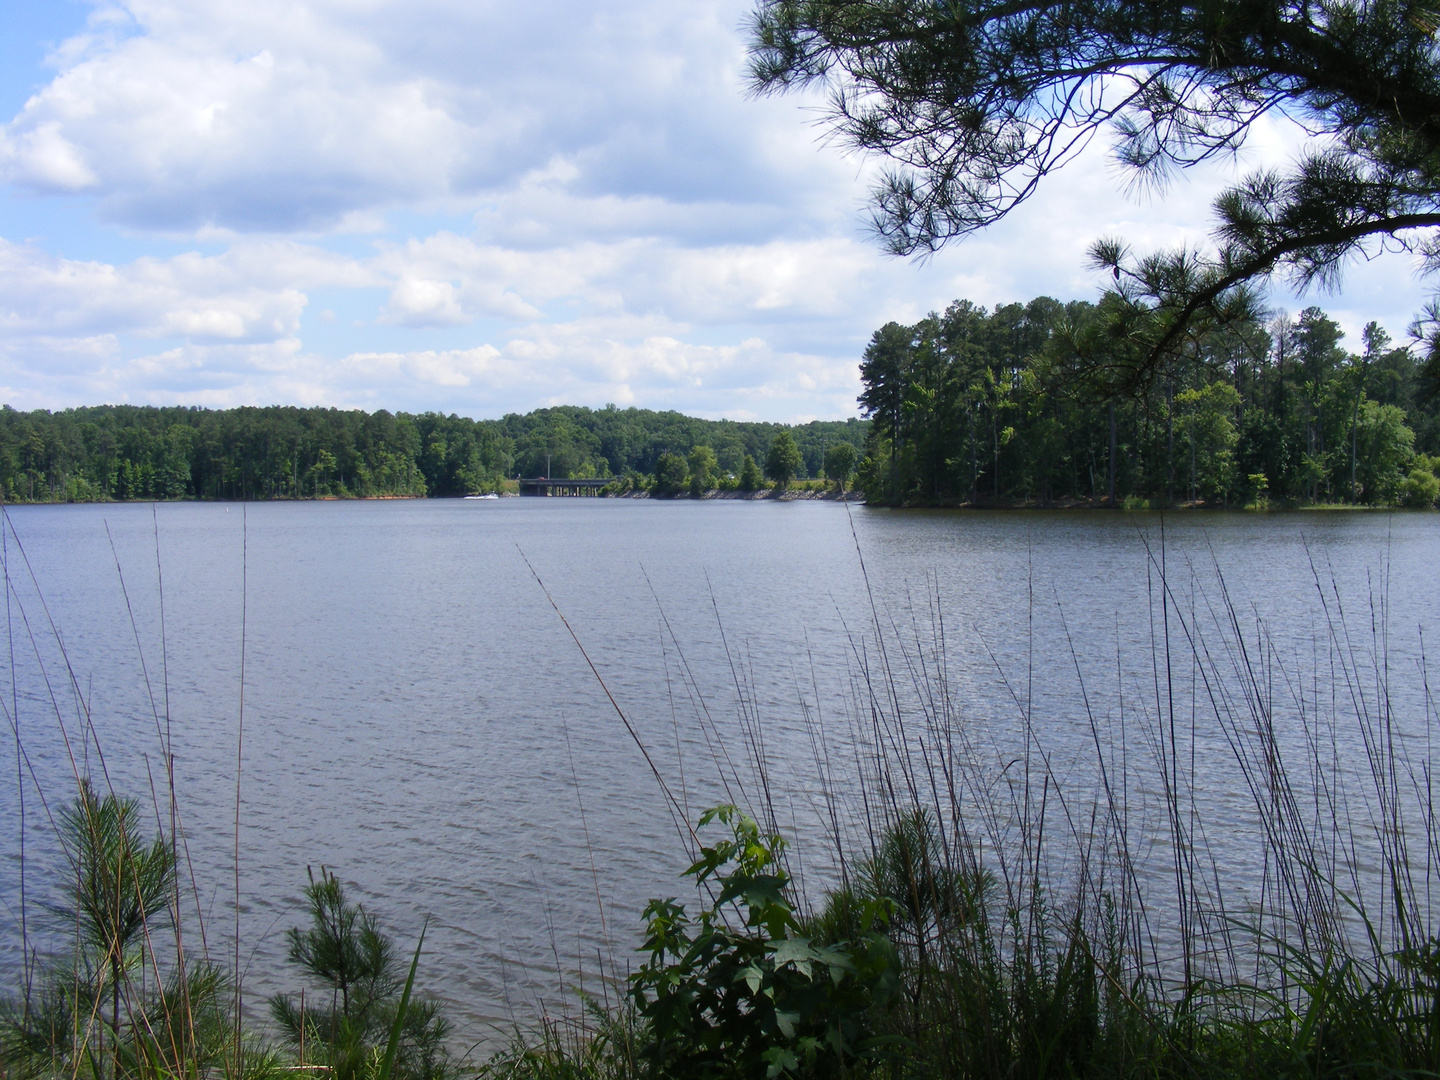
464,493,500,500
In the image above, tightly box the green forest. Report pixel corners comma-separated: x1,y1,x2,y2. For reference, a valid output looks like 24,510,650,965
8,297,1440,509
855,298,1440,508
0,403,867,503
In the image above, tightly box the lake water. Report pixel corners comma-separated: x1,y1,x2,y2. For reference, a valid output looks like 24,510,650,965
0,499,1436,1044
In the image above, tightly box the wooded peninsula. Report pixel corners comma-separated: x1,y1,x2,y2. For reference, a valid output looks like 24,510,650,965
858,297,1440,508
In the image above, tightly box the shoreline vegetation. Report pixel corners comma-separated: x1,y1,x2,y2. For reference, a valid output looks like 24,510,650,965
853,298,1440,511
2,502,1438,1080
6,295,1440,511
0,402,867,505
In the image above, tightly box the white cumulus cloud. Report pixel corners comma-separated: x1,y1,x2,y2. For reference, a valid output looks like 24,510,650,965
0,0,1429,417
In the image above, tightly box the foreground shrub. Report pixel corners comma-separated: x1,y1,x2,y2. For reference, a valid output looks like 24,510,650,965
269,869,453,1080
0,783,257,1080
629,805,897,1079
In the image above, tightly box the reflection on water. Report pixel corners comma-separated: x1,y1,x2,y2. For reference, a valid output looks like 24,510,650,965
0,500,1436,1040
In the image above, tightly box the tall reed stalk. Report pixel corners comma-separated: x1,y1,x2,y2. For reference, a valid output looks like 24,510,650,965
784,525,1440,1079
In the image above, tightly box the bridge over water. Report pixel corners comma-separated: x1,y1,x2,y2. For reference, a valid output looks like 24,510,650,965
517,477,611,496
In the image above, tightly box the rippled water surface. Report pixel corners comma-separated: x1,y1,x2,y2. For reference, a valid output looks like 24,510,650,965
0,499,1436,1040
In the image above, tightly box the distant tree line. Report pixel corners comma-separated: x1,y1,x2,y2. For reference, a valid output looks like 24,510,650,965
638,429,860,497
856,298,1440,508
0,403,869,503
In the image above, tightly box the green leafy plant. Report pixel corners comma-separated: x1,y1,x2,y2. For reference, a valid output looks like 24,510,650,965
629,806,896,1079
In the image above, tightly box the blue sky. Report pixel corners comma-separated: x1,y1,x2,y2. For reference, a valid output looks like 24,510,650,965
0,0,1430,421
